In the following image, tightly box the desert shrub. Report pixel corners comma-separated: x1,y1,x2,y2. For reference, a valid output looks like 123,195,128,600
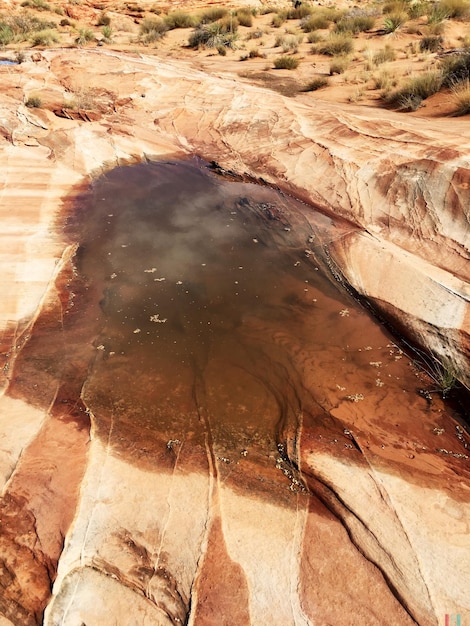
240,47,265,60
334,15,375,33
198,7,228,24
75,27,94,46
97,11,111,26
383,12,408,32
101,25,112,41
273,54,300,69
373,44,396,64
438,0,470,18
383,0,409,14
307,31,323,43
217,44,227,55
427,5,450,23
329,55,350,73
164,11,197,29
271,12,287,27
245,29,263,40
8,14,55,36
280,34,302,52
25,95,41,107
236,9,253,27
408,0,434,17
301,14,330,31
21,0,51,11
31,28,58,45
420,35,443,51
440,51,470,84
0,23,13,46
372,69,394,88
139,17,168,43
60,17,72,26
217,15,239,34
385,69,443,107
286,4,314,19
15,49,26,62
188,22,238,48
314,32,354,55
302,76,329,90
452,78,470,114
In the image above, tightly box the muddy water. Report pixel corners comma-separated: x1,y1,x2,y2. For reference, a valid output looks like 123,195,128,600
52,158,388,498
11,158,420,501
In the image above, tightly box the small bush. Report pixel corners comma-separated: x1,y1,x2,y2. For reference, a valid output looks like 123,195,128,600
440,51,470,85
60,18,72,27
302,76,329,90
279,34,302,52
271,12,287,28
188,23,238,49
0,23,13,46
75,27,94,46
452,78,470,114
21,0,51,11
273,55,300,69
334,15,375,33
314,33,354,56
329,55,350,74
198,7,228,24
8,14,56,36
25,95,41,107
101,25,113,41
438,0,470,18
301,14,330,31
236,9,253,27
372,69,394,89
420,35,443,51
383,12,407,32
385,70,443,107
97,11,111,26
307,31,323,43
31,28,58,45
15,49,26,63
164,11,197,29
286,4,314,19
139,17,168,43
217,44,227,55
408,0,434,17
373,44,396,64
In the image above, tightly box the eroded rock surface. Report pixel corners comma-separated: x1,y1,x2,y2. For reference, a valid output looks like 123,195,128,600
0,50,469,625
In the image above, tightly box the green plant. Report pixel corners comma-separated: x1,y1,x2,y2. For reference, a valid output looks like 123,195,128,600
188,22,238,49
383,12,407,32
164,11,197,29
0,23,13,46
75,27,94,46
372,69,394,88
302,76,329,90
25,95,41,107
273,54,300,69
281,34,302,52
373,44,396,64
451,78,470,114
385,69,443,107
139,17,168,43
314,32,354,55
31,28,59,45
101,25,113,41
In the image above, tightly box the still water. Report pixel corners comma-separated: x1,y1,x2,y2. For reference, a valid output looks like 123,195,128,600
13,158,409,501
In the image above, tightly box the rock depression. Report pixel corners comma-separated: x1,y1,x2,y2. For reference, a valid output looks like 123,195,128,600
0,49,469,625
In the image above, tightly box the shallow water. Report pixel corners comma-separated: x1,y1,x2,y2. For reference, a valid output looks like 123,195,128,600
11,158,429,501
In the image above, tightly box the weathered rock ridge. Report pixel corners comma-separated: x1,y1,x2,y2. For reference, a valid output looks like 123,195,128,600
0,49,469,626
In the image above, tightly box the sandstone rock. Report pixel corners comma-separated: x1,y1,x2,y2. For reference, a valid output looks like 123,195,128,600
0,50,468,626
